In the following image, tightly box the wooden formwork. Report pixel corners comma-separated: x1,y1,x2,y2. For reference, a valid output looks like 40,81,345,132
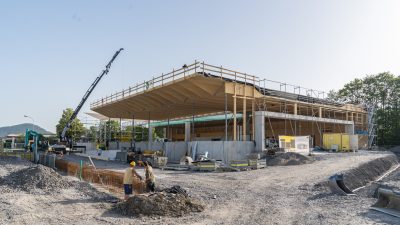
55,159,145,193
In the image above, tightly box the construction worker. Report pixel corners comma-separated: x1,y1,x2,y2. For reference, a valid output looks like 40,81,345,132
123,161,142,200
144,161,156,192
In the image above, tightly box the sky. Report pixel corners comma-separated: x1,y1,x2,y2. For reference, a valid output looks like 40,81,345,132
1,0,400,132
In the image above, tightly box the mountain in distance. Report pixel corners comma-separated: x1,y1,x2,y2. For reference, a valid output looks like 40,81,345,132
0,123,54,137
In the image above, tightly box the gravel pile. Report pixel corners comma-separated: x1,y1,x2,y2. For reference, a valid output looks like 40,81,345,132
114,186,205,217
266,152,313,166
0,164,72,194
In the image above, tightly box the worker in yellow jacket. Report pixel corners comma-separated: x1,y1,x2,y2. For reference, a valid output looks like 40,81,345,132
123,161,142,200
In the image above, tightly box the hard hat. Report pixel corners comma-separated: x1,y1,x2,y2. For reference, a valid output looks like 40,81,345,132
130,161,136,167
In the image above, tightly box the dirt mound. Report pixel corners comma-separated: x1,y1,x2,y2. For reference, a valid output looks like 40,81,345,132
313,154,399,195
115,187,204,217
266,152,313,166
342,154,398,190
0,164,72,194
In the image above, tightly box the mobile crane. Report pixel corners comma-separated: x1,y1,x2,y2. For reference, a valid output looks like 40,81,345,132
54,48,124,154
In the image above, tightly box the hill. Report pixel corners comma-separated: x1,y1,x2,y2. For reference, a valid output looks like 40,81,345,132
0,123,54,137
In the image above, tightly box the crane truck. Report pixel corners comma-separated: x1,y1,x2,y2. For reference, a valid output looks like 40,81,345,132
52,48,124,154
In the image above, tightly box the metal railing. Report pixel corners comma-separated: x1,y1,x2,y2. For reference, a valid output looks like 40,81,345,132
90,61,330,109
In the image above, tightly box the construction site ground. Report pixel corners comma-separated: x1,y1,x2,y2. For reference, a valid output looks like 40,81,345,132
0,150,399,225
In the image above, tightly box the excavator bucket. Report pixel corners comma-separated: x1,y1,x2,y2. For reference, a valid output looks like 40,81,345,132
371,188,400,218
328,174,355,195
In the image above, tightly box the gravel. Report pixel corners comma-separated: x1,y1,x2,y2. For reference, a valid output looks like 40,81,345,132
114,190,204,217
266,152,314,166
0,164,73,194
0,151,399,225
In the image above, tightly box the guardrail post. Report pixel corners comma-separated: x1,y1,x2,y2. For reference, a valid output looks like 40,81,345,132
195,60,197,73
202,61,205,74
220,66,223,79
162,73,164,86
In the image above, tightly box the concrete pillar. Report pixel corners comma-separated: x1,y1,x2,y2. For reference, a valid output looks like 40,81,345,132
319,107,322,118
148,116,153,149
294,103,298,115
185,122,191,142
252,99,255,141
131,115,135,150
243,97,247,141
254,111,265,152
345,123,355,134
233,96,237,141
225,93,228,141
11,137,15,149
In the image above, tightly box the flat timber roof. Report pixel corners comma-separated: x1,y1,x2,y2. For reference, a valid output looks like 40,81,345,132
91,61,366,120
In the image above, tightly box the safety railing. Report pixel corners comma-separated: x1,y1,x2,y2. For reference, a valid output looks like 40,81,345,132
90,61,330,109
91,61,258,108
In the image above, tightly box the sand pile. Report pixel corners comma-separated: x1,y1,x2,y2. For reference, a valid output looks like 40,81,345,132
115,186,204,217
0,164,72,194
266,152,313,166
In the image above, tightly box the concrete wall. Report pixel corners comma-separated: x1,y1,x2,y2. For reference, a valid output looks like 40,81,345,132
77,140,255,165
108,142,131,150
84,150,120,160
76,142,96,152
190,141,254,164
165,142,188,163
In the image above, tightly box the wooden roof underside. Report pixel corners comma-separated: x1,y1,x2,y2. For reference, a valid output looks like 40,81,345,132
92,74,259,120
92,73,366,120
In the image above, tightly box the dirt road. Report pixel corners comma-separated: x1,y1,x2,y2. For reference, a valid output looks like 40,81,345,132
0,151,398,225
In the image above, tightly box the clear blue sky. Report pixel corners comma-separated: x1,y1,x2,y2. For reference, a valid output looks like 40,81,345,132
1,0,399,132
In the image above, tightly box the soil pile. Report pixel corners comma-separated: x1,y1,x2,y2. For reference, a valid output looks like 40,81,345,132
266,152,313,166
342,155,398,190
0,164,72,193
115,186,204,217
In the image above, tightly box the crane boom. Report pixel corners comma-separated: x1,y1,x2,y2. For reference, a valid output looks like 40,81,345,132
61,48,124,140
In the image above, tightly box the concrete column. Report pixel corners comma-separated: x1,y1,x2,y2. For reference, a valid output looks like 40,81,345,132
345,123,355,134
224,93,228,141
148,115,153,149
294,103,298,115
185,122,191,142
243,97,247,141
254,111,265,152
252,99,255,141
131,115,135,150
319,107,322,118
11,137,15,149
233,96,237,141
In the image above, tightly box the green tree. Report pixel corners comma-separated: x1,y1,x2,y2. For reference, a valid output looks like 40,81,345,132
56,108,85,142
331,72,400,146
98,120,120,141
84,126,98,142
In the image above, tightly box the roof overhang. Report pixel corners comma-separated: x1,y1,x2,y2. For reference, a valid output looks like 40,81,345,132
91,73,261,120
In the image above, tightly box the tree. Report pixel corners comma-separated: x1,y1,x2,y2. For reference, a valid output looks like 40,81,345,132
331,72,400,146
98,120,120,141
84,126,98,142
56,108,85,142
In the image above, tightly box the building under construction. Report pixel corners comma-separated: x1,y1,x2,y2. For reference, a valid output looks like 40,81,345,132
90,61,371,163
